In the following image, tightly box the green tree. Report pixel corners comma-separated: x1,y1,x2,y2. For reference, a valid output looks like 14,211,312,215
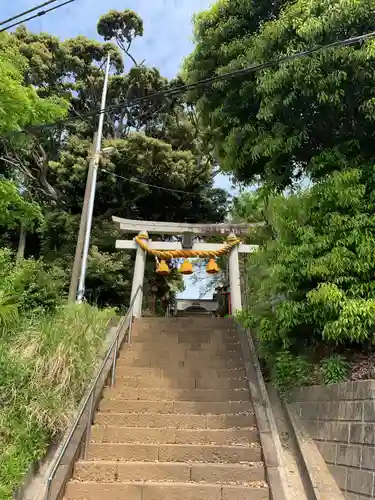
185,0,375,188
97,9,143,66
0,32,67,134
0,180,42,230
1,9,228,309
0,31,68,259
48,132,226,222
231,189,276,245
241,165,375,368
1,28,123,200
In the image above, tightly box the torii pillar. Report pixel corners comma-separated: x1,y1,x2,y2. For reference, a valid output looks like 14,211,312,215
130,230,148,318
227,233,242,313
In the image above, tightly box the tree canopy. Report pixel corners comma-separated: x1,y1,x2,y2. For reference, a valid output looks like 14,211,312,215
239,165,375,351
185,0,375,188
97,9,143,65
0,9,228,308
0,32,67,135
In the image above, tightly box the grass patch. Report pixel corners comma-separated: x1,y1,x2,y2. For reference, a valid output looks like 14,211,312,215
0,303,113,500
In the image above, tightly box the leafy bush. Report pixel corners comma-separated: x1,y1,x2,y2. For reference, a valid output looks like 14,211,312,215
320,355,349,385
0,303,113,500
237,167,375,389
272,351,313,395
236,309,257,330
85,246,131,307
0,249,66,314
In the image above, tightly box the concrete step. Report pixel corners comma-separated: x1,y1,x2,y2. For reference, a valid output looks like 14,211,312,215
117,355,243,366
62,318,270,500
131,328,238,336
116,358,244,370
74,460,266,483
132,322,236,330
131,334,239,344
133,327,236,335
65,481,269,500
135,317,233,323
112,375,247,390
131,328,238,338
119,348,243,361
98,400,253,415
112,375,195,389
114,365,246,379
132,330,237,337
87,443,263,463
91,426,259,445
94,412,256,429
125,340,241,351
133,318,234,328
130,341,240,351
102,387,250,402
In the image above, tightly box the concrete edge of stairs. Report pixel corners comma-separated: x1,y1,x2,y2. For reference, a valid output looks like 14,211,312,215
238,326,346,500
237,326,290,500
284,403,346,500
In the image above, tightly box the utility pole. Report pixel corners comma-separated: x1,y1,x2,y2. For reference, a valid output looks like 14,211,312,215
76,53,111,303
68,133,97,302
16,222,27,263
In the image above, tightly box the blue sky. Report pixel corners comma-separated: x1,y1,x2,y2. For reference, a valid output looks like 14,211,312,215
3,0,214,79
3,0,236,298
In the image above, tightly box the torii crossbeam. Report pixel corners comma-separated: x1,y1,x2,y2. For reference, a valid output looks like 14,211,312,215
113,217,260,317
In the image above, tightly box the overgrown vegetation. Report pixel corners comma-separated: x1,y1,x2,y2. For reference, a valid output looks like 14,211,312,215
1,8,227,310
0,302,112,499
1,8,229,497
233,170,375,390
185,0,375,391
320,355,350,385
0,251,113,499
271,352,313,395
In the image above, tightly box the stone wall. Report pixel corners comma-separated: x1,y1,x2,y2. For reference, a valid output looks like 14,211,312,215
289,380,375,500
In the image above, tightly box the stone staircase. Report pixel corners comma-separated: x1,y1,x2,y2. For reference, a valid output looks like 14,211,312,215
64,317,269,500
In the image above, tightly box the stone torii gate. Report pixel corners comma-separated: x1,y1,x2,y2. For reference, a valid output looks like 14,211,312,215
113,217,259,317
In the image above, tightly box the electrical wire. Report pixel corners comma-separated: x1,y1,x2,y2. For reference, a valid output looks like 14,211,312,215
3,28,375,137
0,0,63,26
0,0,76,33
101,168,206,196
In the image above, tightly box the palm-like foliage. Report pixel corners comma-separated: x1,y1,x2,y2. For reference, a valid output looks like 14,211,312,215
0,290,18,329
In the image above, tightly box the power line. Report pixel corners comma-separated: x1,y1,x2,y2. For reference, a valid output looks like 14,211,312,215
0,0,63,26
0,0,76,33
3,28,375,137
101,169,205,196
